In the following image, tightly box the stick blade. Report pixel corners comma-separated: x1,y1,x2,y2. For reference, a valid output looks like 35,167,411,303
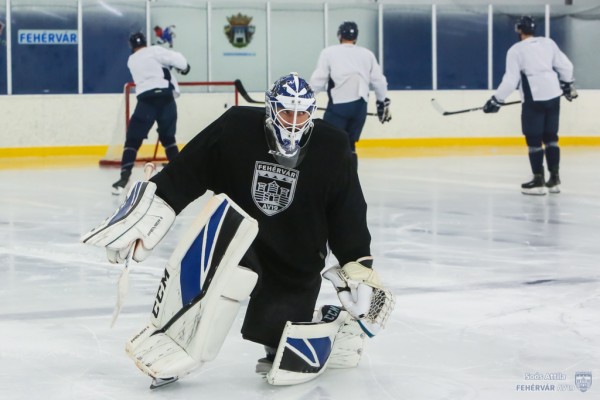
430,98,447,115
110,266,129,328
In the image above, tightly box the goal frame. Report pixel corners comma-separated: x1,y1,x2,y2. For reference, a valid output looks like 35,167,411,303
99,81,239,167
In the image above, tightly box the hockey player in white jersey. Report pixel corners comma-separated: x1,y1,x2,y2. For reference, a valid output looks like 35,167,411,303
483,16,577,195
112,32,191,195
310,21,391,169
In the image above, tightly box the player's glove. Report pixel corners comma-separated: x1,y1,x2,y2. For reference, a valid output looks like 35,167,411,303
81,181,175,263
483,96,502,113
376,98,392,124
560,81,578,101
323,257,395,337
176,64,191,75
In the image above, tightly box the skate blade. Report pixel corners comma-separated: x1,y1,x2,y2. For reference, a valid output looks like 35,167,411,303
547,185,560,194
150,376,179,390
521,187,547,196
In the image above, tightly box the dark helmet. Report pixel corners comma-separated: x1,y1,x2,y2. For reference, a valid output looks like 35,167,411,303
515,16,536,35
337,21,358,41
129,32,147,50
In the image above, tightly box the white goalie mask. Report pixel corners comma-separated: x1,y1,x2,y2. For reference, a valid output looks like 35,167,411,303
265,73,317,168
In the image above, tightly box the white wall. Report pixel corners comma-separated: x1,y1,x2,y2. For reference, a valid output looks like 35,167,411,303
0,90,597,150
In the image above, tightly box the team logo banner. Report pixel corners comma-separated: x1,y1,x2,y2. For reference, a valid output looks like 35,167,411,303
252,161,298,216
575,371,592,393
224,13,255,48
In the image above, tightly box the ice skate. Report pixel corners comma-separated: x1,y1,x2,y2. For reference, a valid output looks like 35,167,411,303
149,376,178,390
111,176,129,195
521,173,547,195
545,171,560,193
255,346,276,376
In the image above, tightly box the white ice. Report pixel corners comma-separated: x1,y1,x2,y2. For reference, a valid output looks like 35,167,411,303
1,150,599,400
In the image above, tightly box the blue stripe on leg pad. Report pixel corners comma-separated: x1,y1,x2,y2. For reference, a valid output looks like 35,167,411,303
286,337,333,368
179,200,229,305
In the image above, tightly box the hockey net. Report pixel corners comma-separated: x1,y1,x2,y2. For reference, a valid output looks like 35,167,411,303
100,81,239,167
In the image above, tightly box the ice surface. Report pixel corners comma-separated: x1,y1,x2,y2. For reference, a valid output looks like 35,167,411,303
1,149,599,399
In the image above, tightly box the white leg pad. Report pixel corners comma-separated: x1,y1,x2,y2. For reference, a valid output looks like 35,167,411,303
266,305,366,386
125,194,259,379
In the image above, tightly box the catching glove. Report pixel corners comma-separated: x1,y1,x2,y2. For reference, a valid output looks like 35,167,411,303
560,81,578,101
81,181,175,263
376,98,392,124
323,257,395,337
483,96,502,113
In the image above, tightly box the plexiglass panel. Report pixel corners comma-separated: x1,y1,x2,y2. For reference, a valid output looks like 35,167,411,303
437,5,488,89
82,0,145,94
151,2,208,85
327,4,378,57
11,0,78,94
270,3,323,87
383,4,432,90
549,4,600,89
210,3,267,92
0,0,6,94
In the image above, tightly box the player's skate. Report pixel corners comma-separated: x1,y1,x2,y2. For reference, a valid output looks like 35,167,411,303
545,170,560,193
255,346,276,376
111,171,131,195
521,173,547,195
149,376,178,390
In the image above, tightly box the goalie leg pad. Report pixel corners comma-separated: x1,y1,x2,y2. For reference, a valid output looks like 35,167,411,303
125,194,259,379
265,305,366,386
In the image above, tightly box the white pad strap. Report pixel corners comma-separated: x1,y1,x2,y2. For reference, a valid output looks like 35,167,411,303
266,305,365,386
126,194,259,379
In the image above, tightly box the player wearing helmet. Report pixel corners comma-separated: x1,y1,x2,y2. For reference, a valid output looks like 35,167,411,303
310,21,391,168
483,16,576,195
112,32,191,195
82,73,393,387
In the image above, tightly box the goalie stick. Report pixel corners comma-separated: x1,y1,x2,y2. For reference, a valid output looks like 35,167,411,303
430,98,520,116
234,79,378,117
110,162,156,328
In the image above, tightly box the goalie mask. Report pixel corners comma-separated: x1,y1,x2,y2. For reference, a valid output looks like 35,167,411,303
265,73,317,168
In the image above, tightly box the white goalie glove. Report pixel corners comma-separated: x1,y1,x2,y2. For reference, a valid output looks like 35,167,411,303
81,181,176,263
323,257,395,337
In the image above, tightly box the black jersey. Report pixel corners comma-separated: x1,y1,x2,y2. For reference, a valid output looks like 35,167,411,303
152,107,371,275
151,106,371,282
151,106,372,346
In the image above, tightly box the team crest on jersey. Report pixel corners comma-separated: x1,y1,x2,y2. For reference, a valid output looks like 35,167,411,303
252,161,298,216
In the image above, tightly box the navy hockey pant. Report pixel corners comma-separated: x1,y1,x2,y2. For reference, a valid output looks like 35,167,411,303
120,93,179,177
323,99,368,152
521,97,561,175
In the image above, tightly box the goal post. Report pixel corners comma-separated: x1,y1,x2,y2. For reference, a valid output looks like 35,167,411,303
100,81,239,167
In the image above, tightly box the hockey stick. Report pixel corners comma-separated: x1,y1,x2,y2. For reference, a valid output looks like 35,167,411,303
110,162,156,328
430,98,521,116
234,79,379,117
